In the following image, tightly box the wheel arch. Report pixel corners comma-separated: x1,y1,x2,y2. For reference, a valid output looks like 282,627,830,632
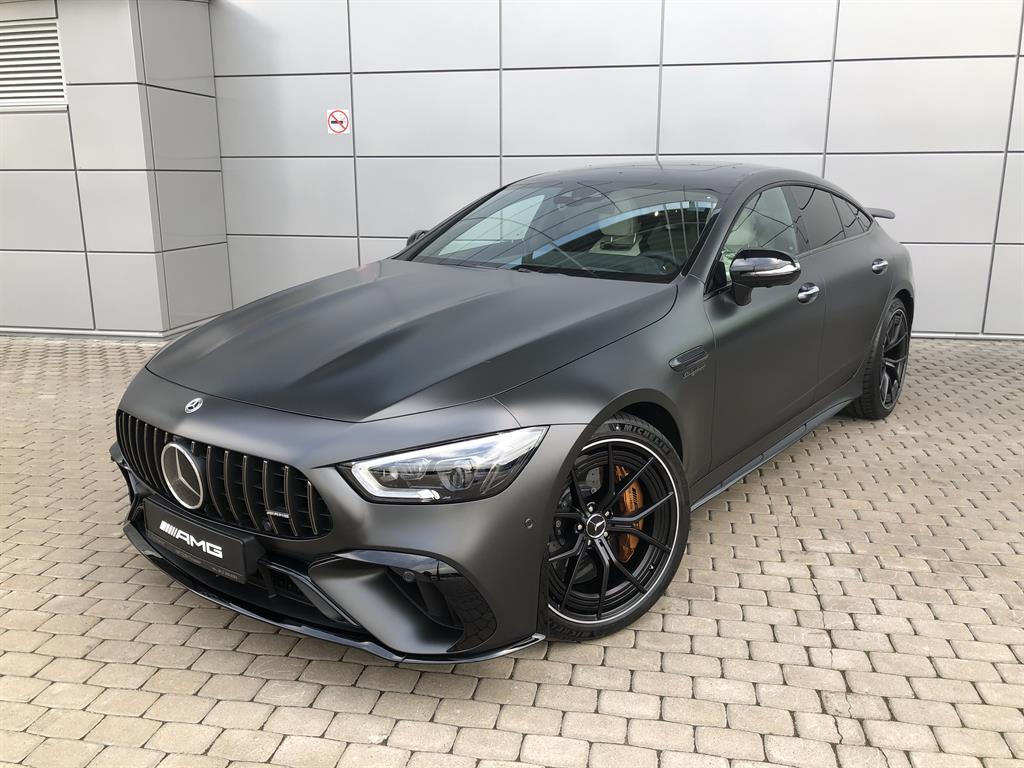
619,401,683,462
895,288,914,326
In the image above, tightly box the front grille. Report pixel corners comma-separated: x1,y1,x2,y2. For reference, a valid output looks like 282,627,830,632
116,410,332,539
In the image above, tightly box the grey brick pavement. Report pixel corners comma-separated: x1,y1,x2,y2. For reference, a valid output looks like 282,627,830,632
0,336,1021,768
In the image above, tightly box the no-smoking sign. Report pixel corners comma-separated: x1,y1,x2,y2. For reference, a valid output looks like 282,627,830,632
327,108,350,135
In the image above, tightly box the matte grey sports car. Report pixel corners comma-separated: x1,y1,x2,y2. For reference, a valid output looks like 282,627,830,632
112,162,914,662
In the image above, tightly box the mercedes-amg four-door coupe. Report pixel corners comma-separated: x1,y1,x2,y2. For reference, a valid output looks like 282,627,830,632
112,162,913,662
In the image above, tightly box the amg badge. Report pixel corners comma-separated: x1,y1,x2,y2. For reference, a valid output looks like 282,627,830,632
158,520,223,559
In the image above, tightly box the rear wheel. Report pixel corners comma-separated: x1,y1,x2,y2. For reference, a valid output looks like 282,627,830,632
544,414,689,641
850,298,910,420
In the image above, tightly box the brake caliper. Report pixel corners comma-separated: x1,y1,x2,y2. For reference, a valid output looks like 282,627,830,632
614,465,644,562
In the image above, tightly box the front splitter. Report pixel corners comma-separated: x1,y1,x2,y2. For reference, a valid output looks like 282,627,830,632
122,522,545,664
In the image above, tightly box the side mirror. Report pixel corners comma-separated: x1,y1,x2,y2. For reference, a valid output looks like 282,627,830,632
729,249,801,306
406,229,428,246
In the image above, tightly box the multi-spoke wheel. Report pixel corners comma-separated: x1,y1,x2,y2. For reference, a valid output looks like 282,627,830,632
879,309,909,409
850,298,911,420
544,414,689,640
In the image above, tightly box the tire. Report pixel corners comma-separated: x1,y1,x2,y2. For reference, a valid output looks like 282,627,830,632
544,413,690,641
849,298,911,420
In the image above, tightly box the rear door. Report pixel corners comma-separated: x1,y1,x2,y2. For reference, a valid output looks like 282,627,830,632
788,188,893,397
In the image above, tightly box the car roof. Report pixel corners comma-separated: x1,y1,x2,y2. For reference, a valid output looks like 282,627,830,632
509,160,827,200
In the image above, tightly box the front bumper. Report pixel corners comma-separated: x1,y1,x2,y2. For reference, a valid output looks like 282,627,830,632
113,369,586,662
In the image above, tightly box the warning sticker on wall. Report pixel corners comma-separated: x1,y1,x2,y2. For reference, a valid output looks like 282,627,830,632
327,109,351,135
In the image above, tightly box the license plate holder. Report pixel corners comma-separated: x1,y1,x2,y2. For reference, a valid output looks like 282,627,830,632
143,500,263,584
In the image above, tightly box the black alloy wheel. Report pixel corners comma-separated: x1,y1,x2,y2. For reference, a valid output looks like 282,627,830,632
850,297,911,420
879,308,909,409
545,415,687,639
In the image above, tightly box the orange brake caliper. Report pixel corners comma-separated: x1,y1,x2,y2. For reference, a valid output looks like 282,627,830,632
614,465,644,562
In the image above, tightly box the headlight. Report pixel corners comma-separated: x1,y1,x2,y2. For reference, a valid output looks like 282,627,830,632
340,427,547,503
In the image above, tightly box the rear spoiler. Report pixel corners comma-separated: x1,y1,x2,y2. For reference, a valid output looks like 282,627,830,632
866,207,895,220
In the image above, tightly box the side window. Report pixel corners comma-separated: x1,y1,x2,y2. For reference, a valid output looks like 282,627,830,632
718,187,799,284
833,195,866,236
787,185,844,253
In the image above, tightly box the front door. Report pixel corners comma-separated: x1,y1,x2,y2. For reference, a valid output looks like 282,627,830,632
704,185,826,471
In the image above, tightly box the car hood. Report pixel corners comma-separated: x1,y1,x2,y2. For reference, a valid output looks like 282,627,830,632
147,259,676,422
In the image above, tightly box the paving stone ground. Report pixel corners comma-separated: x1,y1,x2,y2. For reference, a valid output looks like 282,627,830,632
0,335,1022,768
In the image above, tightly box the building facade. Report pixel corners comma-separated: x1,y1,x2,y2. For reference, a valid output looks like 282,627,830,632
1,0,1021,337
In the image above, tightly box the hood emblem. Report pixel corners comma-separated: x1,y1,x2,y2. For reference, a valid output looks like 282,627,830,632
184,397,203,414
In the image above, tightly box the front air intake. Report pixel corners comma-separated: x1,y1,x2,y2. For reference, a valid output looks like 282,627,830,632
116,410,332,539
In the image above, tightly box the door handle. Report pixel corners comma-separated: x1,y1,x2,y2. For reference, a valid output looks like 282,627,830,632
797,283,819,303
871,259,889,274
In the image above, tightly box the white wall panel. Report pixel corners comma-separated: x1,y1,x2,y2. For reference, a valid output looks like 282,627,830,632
0,171,83,251
661,63,830,154
0,0,55,21
227,235,358,306
210,0,349,76
147,89,221,171
663,0,836,64
222,158,357,236
88,252,165,331
997,153,1023,244
138,0,215,96
0,252,92,329
908,244,991,333
0,113,72,169
67,85,150,169
503,68,659,155
1010,64,1023,152
350,0,498,72
984,245,1024,334
164,243,232,327
825,154,1004,244
501,156,656,184
356,157,499,238
78,171,159,252
56,0,141,84
354,72,499,156
828,58,1016,152
836,0,1022,59
359,238,408,264
216,75,353,157
155,172,226,251
502,0,661,68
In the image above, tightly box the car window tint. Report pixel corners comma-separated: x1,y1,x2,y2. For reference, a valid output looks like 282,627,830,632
856,208,872,230
833,195,866,236
788,185,845,252
718,187,799,284
411,182,719,282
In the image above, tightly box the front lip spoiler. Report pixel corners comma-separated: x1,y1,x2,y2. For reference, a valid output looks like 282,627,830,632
121,513,545,665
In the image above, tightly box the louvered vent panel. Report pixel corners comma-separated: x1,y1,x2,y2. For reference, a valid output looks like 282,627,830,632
0,19,65,107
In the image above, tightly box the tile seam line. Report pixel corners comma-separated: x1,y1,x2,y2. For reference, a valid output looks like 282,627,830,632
979,8,1024,331
345,0,361,266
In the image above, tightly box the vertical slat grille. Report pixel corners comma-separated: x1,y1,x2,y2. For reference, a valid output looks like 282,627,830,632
115,410,331,539
0,20,65,107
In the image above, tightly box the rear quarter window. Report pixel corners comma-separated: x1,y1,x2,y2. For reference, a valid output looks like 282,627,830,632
833,195,867,236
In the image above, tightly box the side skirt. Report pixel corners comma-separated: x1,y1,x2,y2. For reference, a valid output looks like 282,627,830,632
690,398,852,511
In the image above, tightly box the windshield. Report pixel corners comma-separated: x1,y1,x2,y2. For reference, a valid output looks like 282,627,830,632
405,180,719,282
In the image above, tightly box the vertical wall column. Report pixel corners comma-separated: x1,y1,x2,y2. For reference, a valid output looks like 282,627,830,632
0,0,229,335
59,0,230,333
